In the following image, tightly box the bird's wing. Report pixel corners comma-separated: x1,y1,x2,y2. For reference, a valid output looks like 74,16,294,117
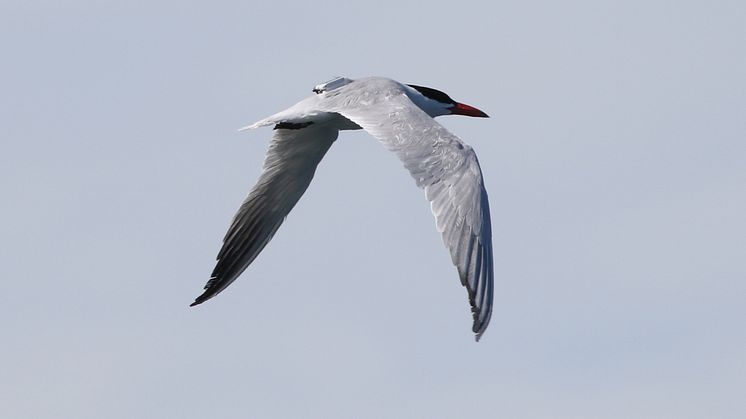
320,84,494,340
191,123,339,306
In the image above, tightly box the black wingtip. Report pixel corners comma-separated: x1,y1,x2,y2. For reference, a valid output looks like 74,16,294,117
190,289,214,307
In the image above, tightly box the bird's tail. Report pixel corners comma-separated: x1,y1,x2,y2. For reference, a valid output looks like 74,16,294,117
238,119,272,131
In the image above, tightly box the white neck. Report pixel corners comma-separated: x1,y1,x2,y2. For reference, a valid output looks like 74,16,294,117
403,85,452,118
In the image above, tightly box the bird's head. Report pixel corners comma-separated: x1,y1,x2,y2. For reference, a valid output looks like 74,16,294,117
406,84,489,119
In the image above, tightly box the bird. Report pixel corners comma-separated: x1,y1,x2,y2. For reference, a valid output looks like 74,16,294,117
191,76,494,340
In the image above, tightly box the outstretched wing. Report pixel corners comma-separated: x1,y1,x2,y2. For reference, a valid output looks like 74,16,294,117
191,123,338,306
322,83,494,340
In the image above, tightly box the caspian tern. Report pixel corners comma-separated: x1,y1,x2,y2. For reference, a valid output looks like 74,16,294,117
191,77,494,340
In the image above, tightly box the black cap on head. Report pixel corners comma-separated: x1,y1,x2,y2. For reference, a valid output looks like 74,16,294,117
407,84,457,105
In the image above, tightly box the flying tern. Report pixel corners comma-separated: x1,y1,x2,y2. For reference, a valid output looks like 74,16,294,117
191,77,494,340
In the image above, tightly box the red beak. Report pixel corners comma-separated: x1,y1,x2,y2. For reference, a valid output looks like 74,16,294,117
451,102,489,118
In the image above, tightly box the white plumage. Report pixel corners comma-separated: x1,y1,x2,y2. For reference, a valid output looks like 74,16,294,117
192,77,494,340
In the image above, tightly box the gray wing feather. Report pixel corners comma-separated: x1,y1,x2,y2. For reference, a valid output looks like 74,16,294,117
191,124,338,306
320,80,494,340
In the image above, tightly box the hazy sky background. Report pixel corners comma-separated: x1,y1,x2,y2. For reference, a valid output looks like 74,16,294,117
2,1,744,418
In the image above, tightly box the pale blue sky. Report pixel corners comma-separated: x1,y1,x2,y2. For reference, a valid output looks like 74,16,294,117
1,1,745,418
